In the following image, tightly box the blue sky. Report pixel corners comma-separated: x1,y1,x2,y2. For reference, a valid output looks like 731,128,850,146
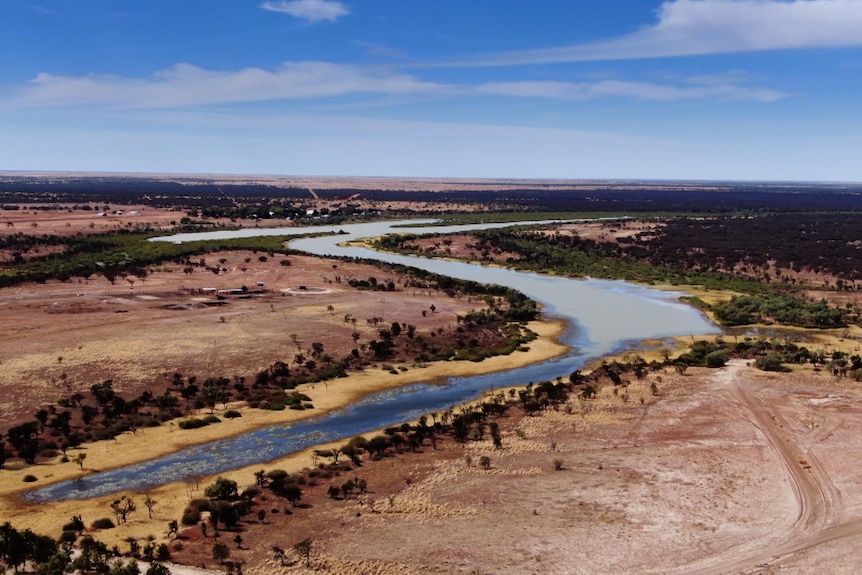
2,0,862,181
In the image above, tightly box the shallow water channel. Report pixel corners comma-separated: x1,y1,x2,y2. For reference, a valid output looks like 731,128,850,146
25,219,718,502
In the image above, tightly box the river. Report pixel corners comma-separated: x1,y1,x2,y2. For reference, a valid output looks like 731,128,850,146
25,219,718,502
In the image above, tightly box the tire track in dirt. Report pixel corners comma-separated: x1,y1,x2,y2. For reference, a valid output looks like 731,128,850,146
669,361,840,574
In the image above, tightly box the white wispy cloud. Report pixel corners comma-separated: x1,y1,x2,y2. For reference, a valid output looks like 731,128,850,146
442,0,862,66
4,62,784,109
477,73,788,102
9,62,447,108
261,0,349,23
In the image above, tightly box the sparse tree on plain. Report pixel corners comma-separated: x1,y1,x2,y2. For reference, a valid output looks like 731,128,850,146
110,495,136,523
294,538,313,568
144,494,157,519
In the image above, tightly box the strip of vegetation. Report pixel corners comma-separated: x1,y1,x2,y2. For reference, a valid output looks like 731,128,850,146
0,246,539,474
713,294,845,328
375,228,772,293
375,223,857,328
0,228,302,287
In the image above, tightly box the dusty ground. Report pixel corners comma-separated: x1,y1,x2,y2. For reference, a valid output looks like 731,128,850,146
4,206,862,574
0,249,502,426
0,232,569,556
149,361,862,575
0,204,187,238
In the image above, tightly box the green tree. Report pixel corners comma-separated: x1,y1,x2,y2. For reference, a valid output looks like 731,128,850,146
155,544,171,562
205,477,238,501
7,422,39,464
281,484,303,507
35,551,71,575
704,350,728,368
67,514,85,534
146,563,171,575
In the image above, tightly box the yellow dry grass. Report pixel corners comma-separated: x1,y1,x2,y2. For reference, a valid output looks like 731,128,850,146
0,321,567,547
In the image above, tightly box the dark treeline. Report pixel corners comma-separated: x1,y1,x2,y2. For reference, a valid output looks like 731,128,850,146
382,228,769,293
3,177,862,213
619,213,862,284
465,213,862,288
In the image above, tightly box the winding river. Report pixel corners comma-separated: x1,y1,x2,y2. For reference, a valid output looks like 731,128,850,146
25,219,718,502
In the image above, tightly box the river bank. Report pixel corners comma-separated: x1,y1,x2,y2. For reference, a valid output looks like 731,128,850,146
0,320,567,541
0,218,719,554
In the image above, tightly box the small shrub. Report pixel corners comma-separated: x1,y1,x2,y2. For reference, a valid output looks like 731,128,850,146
202,415,221,424
755,354,791,372
188,498,211,512
178,418,208,430
181,509,201,526
92,428,119,441
553,458,565,471
223,410,242,419
22,474,38,483
266,469,289,481
479,456,491,470
705,350,729,368
241,486,260,499
91,517,116,530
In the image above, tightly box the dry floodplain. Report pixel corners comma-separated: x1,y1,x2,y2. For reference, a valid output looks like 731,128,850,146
224,361,862,575
3,207,862,574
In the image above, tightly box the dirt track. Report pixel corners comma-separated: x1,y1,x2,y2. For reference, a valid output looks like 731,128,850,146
222,361,862,575
682,361,862,575
671,361,836,574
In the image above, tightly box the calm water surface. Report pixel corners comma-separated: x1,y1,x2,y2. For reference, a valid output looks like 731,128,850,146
25,219,717,502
